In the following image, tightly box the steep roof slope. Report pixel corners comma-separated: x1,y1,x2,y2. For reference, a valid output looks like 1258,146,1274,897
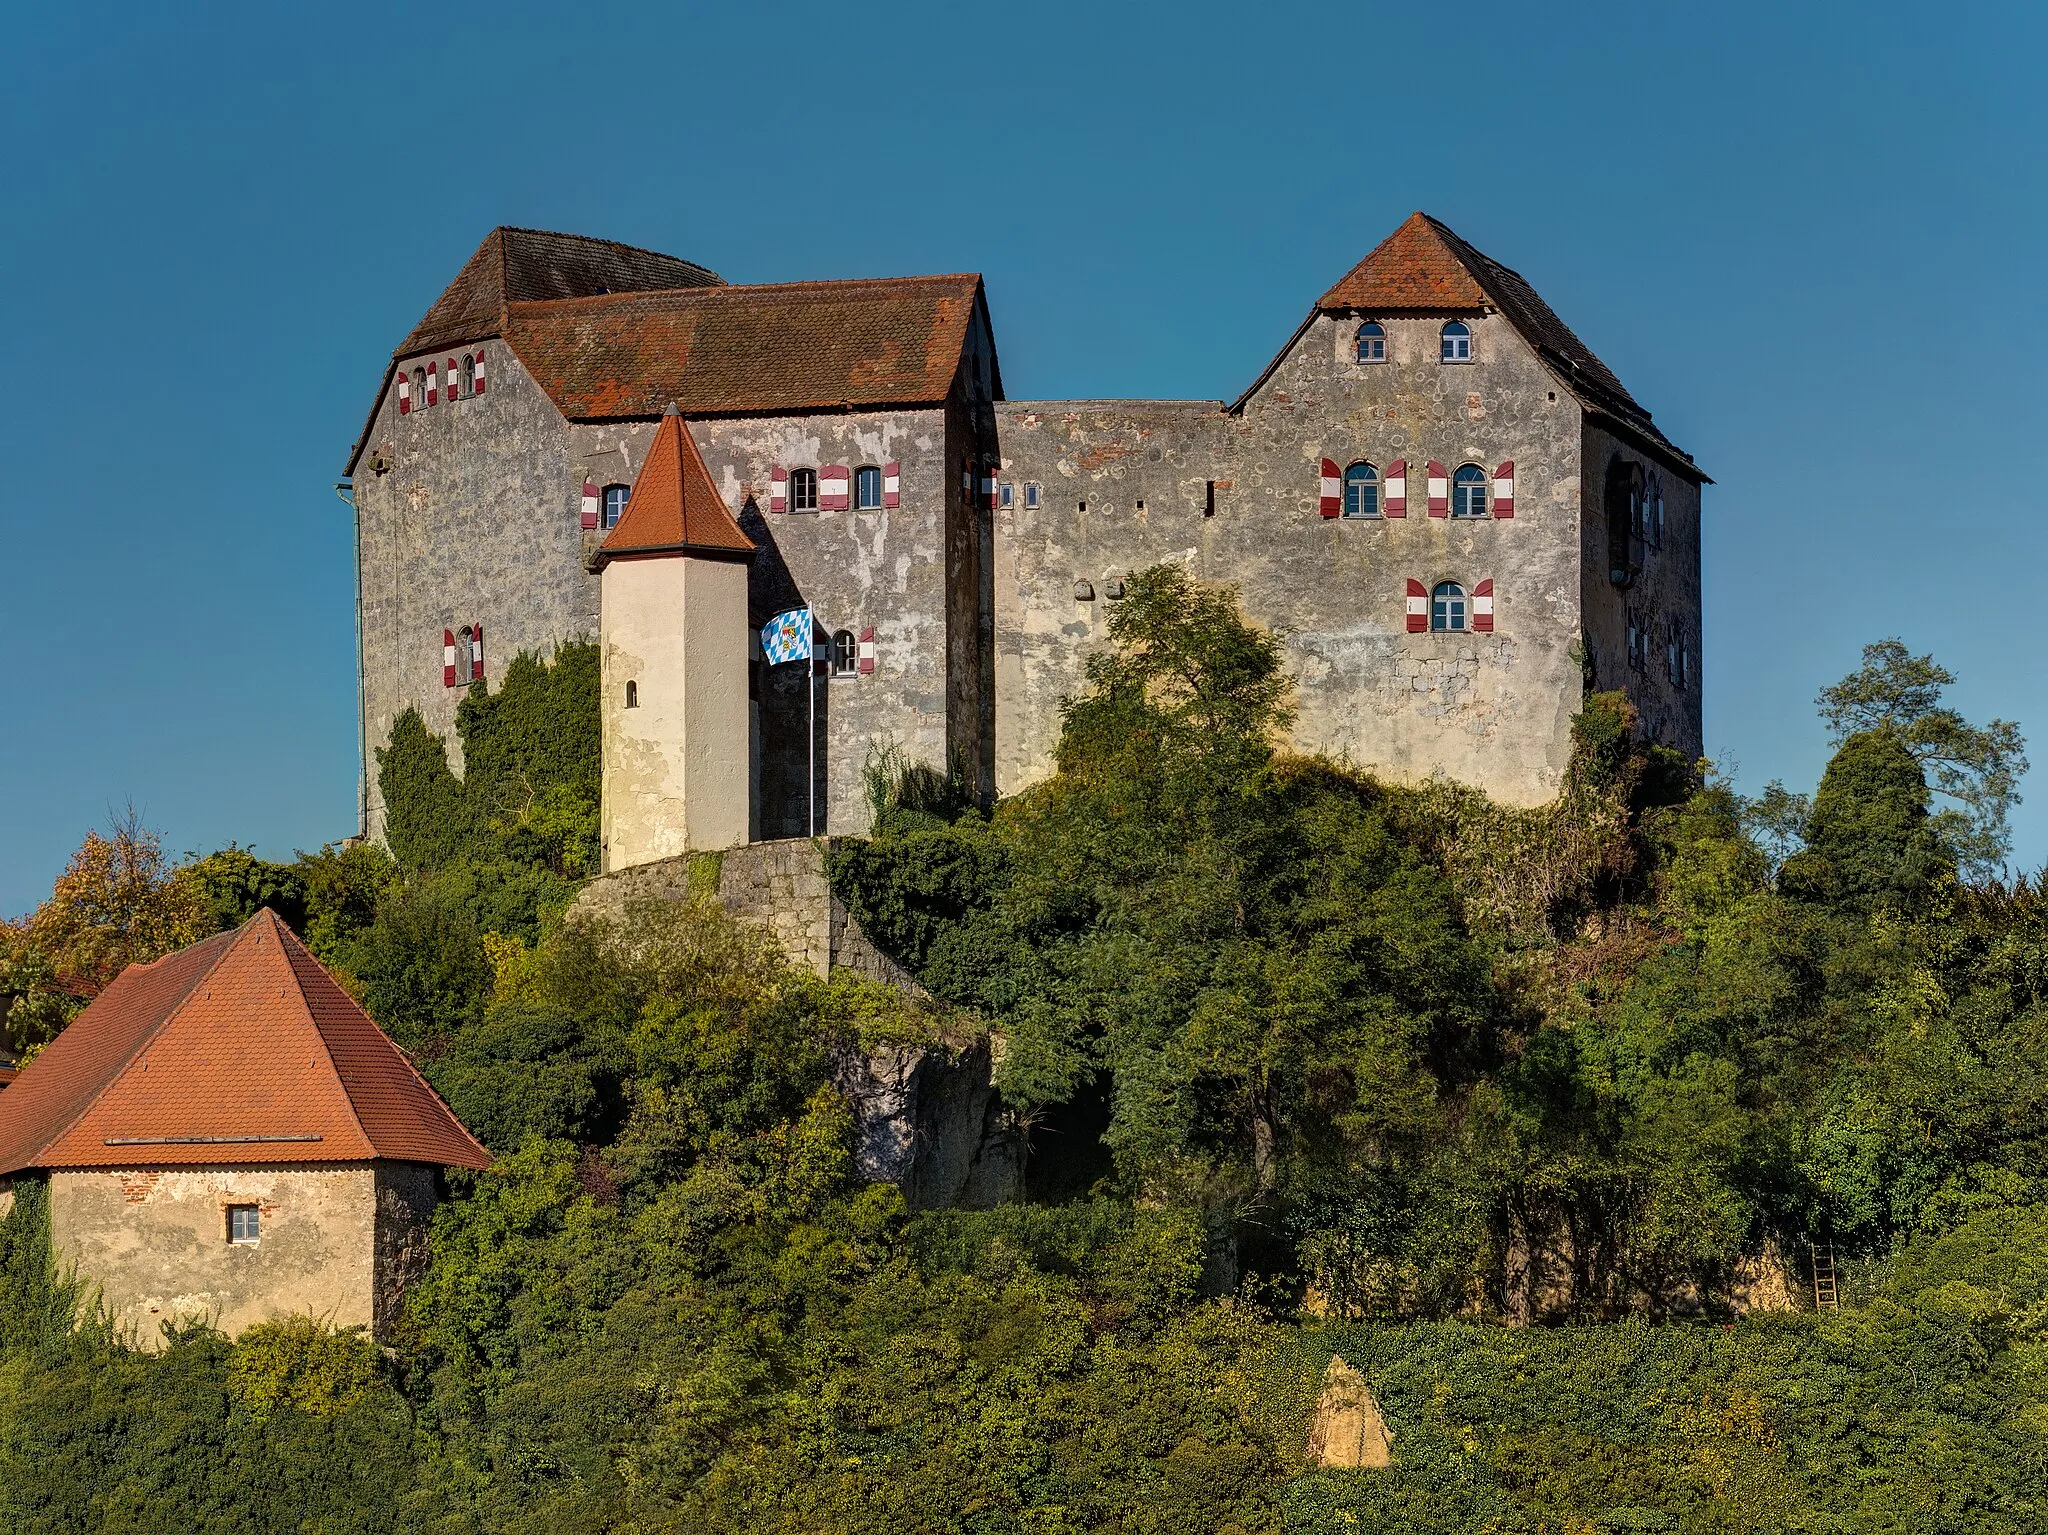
597,407,754,561
504,273,986,419
400,226,724,357
1246,212,1699,475
0,910,489,1174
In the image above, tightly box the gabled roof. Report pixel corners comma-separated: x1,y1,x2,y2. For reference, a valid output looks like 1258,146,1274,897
0,910,489,1175
1241,212,1701,478
597,407,754,562
400,226,723,357
503,273,988,419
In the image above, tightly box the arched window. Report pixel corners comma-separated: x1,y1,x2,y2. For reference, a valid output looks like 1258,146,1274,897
789,467,819,513
1342,462,1380,518
411,366,427,406
855,465,883,510
1440,321,1472,362
1605,456,1643,584
831,630,857,676
1451,464,1489,519
1645,473,1664,548
602,484,629,530
1431,582,1468,632
457,626,475,682
460,353,476,396
625,680,639,708
1354,321,1386,363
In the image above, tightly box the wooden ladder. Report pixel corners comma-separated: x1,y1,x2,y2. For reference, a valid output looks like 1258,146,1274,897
1810,1240,1840,1311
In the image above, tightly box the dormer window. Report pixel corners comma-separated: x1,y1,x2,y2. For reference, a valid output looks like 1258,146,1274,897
1354,321,1387,363
602,485,629,530
1440,321,1472,362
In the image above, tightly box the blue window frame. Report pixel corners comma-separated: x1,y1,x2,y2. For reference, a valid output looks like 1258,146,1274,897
1355,321,1386,363
1451,464,1489,519
855,465,883,510
1342,462,1380,518
602,484,629,529
1440,321,1472,362
1431,582,1468,632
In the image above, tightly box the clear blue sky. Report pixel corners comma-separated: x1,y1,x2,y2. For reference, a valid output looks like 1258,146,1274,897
1,0,2042,915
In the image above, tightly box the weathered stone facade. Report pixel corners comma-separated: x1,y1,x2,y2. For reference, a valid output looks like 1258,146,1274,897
46,1161,436,1347
348,217,1703,848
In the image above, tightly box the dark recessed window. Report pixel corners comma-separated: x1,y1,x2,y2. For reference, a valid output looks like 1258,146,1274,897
625,680,638,708
790,467,819,513
460,354,476,396
1440,321,1472,363
602,485,629,530
1431,582,1469,633
228,1205,260,1244
411,366,428,405
1451,464,1489,519
1355,321,1387,363
1024,482,1041,510
1342,462,1380,518
832,630,857,676
855,466,883,510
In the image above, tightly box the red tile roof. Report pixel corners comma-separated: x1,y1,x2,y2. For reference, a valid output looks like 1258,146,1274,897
0,911,489,1174
503,274,985,420
1317,212,1492,311
598,408,754,561
400,226,723,357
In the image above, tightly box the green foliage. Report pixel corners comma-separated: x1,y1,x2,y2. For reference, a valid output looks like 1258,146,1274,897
1781,727,1953,915
184,843,310,931
225,1316,382,1422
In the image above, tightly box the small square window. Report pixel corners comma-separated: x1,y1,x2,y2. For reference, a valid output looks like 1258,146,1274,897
999,482,1014,509
228,1205,260,1244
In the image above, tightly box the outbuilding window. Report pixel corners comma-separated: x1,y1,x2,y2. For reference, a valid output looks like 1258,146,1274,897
1431,581,1468,632
602,485,629,530
1355,321,1387,363
1452,464,1489,519
228,1205,260,1244
855,465,883,510
1342,462,1380,518
1440,321,1472,362
789,467,819,513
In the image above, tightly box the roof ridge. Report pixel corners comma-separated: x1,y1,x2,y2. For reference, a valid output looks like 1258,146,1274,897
266,913,375,1156
505,272,981,315
15,923,243,1167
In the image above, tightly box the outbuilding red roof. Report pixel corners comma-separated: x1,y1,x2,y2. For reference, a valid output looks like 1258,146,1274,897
598,407,754,562
0,910,489,1174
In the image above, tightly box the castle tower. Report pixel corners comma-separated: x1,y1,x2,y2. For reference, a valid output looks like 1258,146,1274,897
593,406,755,869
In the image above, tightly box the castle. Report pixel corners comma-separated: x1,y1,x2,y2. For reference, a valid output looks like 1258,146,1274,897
345,214,1704,867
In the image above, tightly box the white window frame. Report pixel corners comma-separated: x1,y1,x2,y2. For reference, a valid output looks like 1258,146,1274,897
855,465,883,511
1440,321,1473,363
1431,582,1469,633
1355,321,1387,364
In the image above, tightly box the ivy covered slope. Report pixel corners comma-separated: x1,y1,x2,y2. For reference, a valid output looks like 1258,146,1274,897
0,578,2045,1532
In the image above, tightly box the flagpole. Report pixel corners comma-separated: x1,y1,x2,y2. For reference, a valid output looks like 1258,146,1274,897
807,620,817,837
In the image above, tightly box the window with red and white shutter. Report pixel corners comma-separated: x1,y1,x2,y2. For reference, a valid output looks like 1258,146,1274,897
426,363,439,407
858,627,876,675
769,466,788,513
1384,459,1407,517
581,480,600,530
1472,580,1495,632
397,373,412,415
472,349,486,393
1492,463,1515,518
981,462,998,511
471,623,485,680
883,461,901,508
1318,458,1342,517
1426,461,1449,517
820,465,850,511
1406,579,1428,632
442,629,458,687
446,357,461,399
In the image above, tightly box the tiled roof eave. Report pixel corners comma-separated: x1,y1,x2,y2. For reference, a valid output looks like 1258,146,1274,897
594,542,755,566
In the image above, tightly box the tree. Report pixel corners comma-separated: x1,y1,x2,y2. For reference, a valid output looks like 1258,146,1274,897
1779,728,1951,915
1817,639,2026,876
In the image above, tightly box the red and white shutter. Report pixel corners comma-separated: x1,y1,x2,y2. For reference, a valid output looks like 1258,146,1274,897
447,357,460,398
397,372,412,415
962,467,973,503
1492,462,1515,518
442,629,458,687
1318,457,1342,517
1406,579,1429,633
471,623,485,680
1472,579,1495,632
1384,459,1406,517
882,461,901,508
1426,461,1449,517
981,463,998,511
581,480,600,529
769,466,788,513
472,349,486,393
857,626,876,675
820,465,850,511
425,363,439,407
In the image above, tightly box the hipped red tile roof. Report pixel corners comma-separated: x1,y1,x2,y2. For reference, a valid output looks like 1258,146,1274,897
0,910,489,1174
503,273,985,419
598,409,754,561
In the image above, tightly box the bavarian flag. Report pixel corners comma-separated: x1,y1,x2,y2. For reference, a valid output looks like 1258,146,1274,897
760,607,813,665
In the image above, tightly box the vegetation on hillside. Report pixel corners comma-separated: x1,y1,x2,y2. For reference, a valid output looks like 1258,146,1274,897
2,580,2045,1531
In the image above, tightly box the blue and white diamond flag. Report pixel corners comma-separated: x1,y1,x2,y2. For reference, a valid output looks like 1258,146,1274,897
760,607,813,665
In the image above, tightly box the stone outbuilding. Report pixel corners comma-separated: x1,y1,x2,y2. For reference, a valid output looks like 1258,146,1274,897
0,909,489,1346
